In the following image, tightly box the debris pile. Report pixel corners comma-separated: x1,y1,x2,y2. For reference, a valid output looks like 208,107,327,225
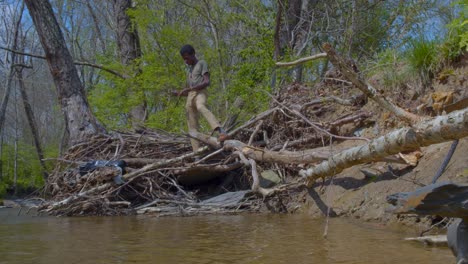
40,81,375,216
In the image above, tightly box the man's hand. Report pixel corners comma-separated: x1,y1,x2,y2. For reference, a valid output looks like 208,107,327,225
171,89,190,97
181,88,191,95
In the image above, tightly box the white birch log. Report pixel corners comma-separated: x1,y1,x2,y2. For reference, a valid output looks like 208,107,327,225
300,108,468,186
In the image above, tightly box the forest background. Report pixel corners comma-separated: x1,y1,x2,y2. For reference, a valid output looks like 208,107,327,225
0,0,466,197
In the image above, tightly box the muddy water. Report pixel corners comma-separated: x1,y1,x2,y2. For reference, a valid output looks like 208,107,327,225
0,208,454,264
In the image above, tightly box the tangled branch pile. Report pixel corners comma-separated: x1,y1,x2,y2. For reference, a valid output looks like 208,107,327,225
39,76,375,216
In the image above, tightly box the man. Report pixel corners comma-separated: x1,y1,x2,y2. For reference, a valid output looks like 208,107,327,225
173,44,228,152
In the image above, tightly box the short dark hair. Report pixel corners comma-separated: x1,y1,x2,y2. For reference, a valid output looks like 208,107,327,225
180,44,195,56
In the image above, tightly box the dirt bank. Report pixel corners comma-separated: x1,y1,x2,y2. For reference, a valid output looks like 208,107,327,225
298,138,467,227
292,54,468,229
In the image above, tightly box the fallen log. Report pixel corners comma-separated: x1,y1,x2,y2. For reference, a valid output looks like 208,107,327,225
300,94,365,109
299,108,468,185
189,132,332,165
224,140,330,164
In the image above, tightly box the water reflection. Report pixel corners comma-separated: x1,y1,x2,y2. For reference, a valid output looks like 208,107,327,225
0,208,454,264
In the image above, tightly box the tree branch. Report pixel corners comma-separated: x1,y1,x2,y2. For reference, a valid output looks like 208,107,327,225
0,46,127,79
275,52,327,67
322,43,421,123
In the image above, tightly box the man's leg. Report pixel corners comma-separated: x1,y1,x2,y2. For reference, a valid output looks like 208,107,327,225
194,91,221,130
186,92,200,151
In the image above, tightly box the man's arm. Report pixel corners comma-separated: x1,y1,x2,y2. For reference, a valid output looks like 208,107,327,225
177,72,210,96
190,72,210,91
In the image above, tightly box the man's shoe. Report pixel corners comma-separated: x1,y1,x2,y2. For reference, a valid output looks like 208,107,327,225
217,128,230,142
218,133,229,142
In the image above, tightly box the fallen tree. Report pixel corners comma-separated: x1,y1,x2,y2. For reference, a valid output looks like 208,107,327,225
299,108,468,186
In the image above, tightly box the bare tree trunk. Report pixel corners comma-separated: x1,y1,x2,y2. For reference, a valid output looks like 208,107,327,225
284,0,302,82
271,0,284,90
114,0,146,131
273,0,283,60
24,0,105,144
300,108,468,186
0,134,3,181
202,1,227,96
346,0,358,57
115,0,141,64
85,0,107,54
291,0,310,83
0,67,15,135
16,66,48,180
276,0,317,83
0,3,24,135
13,82,18,195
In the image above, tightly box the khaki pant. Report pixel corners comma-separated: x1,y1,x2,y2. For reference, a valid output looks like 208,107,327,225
185,90,221,151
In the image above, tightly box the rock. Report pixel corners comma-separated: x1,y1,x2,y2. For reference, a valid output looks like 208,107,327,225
3,200,21,208
387,182,468,218
2,199,42,208
360,168,381,180
260,170,281,188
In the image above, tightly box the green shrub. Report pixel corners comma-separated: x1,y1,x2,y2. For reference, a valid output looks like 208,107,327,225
0,183,6,199
441,1,467,61
406,37,440,84
365,49,411,91
0,142,50,197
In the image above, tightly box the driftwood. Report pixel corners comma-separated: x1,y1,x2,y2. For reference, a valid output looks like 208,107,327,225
404,235,448,246
300,94,366,109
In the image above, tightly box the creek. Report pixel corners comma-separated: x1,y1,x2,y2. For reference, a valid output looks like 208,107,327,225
0,208,453,264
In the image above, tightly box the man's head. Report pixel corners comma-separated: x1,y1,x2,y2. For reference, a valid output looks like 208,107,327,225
180,44,197,65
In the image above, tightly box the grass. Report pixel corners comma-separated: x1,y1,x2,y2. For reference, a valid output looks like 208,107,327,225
406,37,439,85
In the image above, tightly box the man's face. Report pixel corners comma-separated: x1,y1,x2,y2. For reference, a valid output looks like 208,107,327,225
182,53,196,65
